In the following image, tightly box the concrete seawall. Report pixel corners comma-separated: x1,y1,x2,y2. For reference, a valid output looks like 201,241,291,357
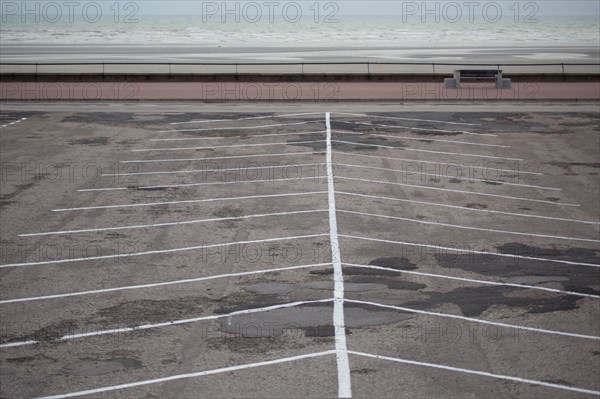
2,73,599,83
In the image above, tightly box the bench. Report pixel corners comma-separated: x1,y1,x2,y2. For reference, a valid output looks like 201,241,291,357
444,69,512,89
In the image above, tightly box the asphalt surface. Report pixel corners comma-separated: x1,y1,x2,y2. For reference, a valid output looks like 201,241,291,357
0,105,599,398
2,81,600,101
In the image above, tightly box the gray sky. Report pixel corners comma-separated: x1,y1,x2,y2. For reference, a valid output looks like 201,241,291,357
133,1,599,16
2,1,599,17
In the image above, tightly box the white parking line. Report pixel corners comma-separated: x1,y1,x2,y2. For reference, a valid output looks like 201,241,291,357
337,191,599,225
53,191,327,212
332,112,481,127
132,140,325,152
338,209,598,243
20,209,329,237
333,151,543,176
79,176,324,192
332,140,523,161
0,233,328,268
336,176,579,206
162,121,319,133
102,163,319,177
342,263,600,299
150,130,326,141
337,163,560,191
333,120,495,136
169,112,324,125
1,263,332,304
348,351,600,396
0,117,27,129
340,235,600,268
1,299,335,349
326,112,352,398
332,129,508,148
345,299,600,341
119,151,323,164
35,351,337,399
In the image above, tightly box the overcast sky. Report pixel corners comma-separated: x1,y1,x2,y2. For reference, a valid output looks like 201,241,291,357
132,1,599,16
2,1,599,17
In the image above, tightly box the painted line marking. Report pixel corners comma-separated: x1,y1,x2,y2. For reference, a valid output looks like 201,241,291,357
333,120,494,137
169,112,324,125
1,263,332,304
52,191,327,212
332,112,481,127
119,151,324,164
342,263,600,299
333,151,543,176
21,209,328,237
326,112,352,398
102,163,319,177
162,121,319,133
337,191,599,225
336,176,579,206
1,299,335,349
339,235,600,268
336,162,560,191
345,299,600,341
0,117,27,129
132,140,325,153
332,140,522,161
79,176,323,192
35,350,337,399
0,233,328,268
150,130,326,141
338,209,599,243
332,129,508,148
348,351,600,396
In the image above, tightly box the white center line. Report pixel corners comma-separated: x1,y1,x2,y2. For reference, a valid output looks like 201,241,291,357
348,351,600,396
326,112,352,398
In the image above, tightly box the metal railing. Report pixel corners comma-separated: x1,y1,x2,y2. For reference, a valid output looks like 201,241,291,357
1,61,599,75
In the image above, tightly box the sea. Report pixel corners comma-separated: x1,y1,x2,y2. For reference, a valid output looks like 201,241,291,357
1,11,599,64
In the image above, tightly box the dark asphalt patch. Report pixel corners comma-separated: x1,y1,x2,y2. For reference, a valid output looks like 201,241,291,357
402,286,579,317
435,243,600,295
67,137,109,146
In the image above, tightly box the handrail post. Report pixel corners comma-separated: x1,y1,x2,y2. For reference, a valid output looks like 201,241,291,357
35,63,38,74
102,63,105,75
235,63,238,75
432,62,435,74
562,63,565,75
